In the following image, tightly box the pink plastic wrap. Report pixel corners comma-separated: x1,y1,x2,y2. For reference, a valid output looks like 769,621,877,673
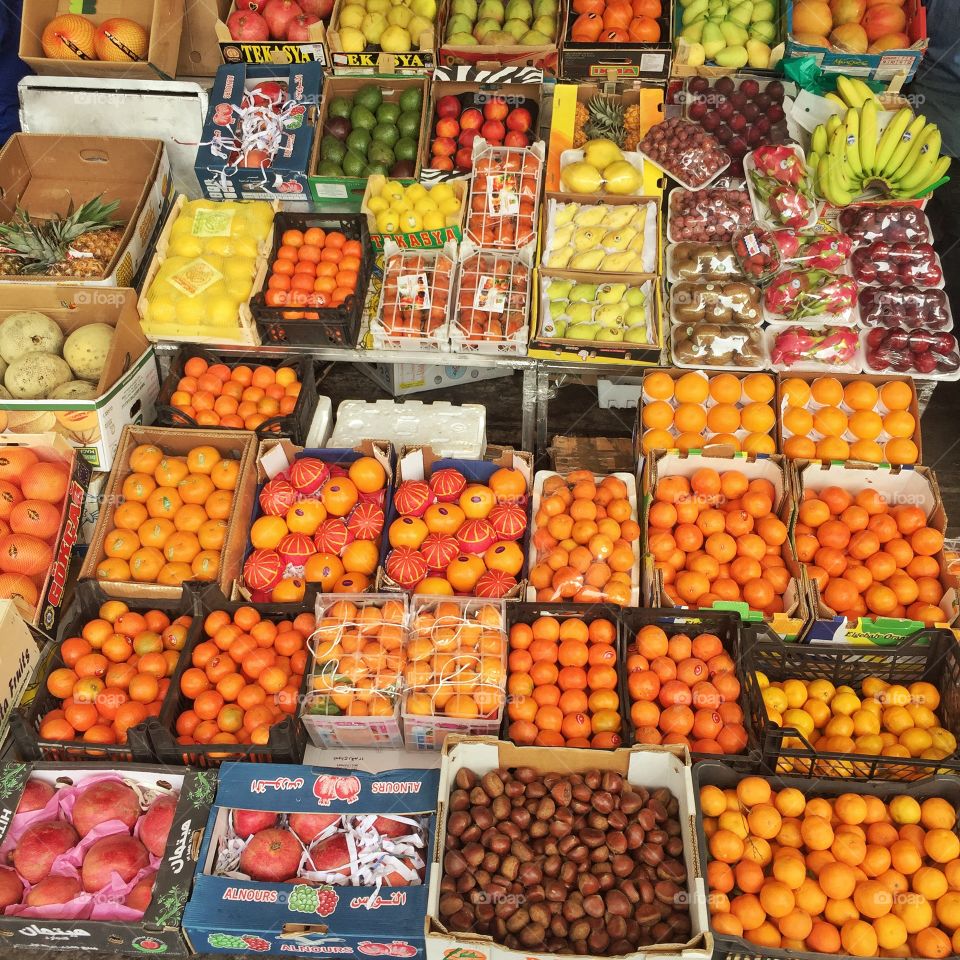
863,326,960,378
638,118,730,188
851,241,944,287
859,286,953,331
771,229,853,271
838,203,932,246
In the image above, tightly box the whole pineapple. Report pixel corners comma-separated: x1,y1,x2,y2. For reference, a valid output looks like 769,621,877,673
585,96,627,147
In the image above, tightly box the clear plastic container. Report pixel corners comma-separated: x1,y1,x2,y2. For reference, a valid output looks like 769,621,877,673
637,117,731,190
666,180,752,244
772,229,853,272
859,285,953,332
838,202,933,246
743,144,818,230
732,221,782,283
671,321,766,370
862,326,960,381
851,241,945,288
465,142,542,250
767,323,863,373
762,268,859,325
666,241,742,283
669,280,763,326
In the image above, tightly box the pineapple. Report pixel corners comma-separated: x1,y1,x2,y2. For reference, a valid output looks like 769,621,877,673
624,105,645,152
584,96,627,147
0,195,123,279
573,101,589,148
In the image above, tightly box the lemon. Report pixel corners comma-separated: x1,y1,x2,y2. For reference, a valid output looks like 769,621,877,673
376,210,401,233
224,257,255,280
232,236,259,258
367,196,389,215
168,236,205,258
405,183,428,203
398,211,422,232
414,197,438,216
423,210,445,231
148,297,177,325
439,196,461,216
226,278,253,301
207,295,240,326
890,796,921,825
207,237,237,257
389,198,412,217
381,180,405,203
176,298,206,325
430,183,454,203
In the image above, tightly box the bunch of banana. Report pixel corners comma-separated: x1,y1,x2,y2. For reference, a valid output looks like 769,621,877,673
808,81,950,207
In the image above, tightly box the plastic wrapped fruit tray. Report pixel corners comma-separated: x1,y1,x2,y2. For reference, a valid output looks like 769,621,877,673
861,326,960,381
766,323,863,374
671,322,766,371
839,201,933,247
637,117,731,190
859,286,953,332
666,181,753,244
851,240,945,289
669,280,763,326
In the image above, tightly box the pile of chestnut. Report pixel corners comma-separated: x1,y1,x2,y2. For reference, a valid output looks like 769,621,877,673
436,766,692,956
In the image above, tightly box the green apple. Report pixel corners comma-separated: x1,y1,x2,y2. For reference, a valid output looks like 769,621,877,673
473,17,500,39
452,0,478,17
595,303,626,327
338,4,367,28
477,0,504,22
534,0,557,14
339,25,367,50
624,306,647,327
448,30,478,41
596,283,627,304
624,325,651,343
568,283,597,302
408,14,432,41
361,11,388,41
596,328,625,342
387,6,413,26
625,287,646,307
547,280,573,299
502,18,527,39
446,13,473,34
411,0,438,19
380,24,413,50
566,302,595,324
566,323,601,340
505,0,532,19
532,15,556,37
520,28,549,42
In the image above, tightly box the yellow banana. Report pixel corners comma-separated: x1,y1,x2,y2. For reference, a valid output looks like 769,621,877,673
859,99,878,175
895,127,942,192
851,78,880,106
873,107,913,174
811,124,828,156
818,156,856,207
836,76,864,109
825,92,848,111
826,114,843,139
889,118,936,180
845,108,862,180
880,114,928,177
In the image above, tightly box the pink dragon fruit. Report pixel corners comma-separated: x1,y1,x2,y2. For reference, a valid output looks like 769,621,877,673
751,145,807,186
764,269,857,321
767,184,815,229
803,234,853,271
771,229,803,259
771,325,859,368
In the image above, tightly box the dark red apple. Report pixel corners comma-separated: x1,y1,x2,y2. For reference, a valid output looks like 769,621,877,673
286,12,319,38
460,108,483,131
506,107,532,132
480,119,505,143
436,95,461,119
227,9,269,40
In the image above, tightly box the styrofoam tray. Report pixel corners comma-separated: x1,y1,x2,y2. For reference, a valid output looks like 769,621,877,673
305,395,333,448
743,145,819,231
328,399,487,459
765,322,864,374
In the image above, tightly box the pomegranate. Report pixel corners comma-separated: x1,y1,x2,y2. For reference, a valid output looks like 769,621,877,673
239,828,302,882
73,780,140,837
369,816,414,838
263,0,302,38
16,778,55,814
82,835,149,892
287,12,319,39
25,875,81,907
300,0,333,17
306,833,352,878
125,871,157,913
240,148,272,168
140,794,177,857
13,820,79,884
233,809,279,838
0,866,23,909
289,813,339,844
226,9,270,40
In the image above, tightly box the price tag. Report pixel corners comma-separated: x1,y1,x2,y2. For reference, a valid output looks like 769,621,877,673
473,274,507,312
397,272,431,312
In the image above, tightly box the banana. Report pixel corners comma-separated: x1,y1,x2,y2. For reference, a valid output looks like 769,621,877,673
811,124,828,156
845,108,863,180
829,127,855,188
894,127,942,193
908,155,952,197
889,119,936,181
880,113,928,177
826,114,843,139
836,76,864,109
873,107,913,175
860,99,877,175
851,78,880,106
807,150,820,180
825,92,848,111
818,156,856,207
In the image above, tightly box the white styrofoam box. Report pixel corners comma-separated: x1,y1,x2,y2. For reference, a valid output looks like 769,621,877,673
329,399,487,459
305,395,333,448
598,376,646,409
360,360,513,397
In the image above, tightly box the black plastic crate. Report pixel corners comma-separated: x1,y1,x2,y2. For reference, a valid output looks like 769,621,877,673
747,624,960,781
10,581,201,763
154,347,319,445
249,212,372,347
695,761,960,960
148,587,307,767
501,602,629,749
619,608,763,769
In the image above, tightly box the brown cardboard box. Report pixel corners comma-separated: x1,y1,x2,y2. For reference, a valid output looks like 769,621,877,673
0,286,160,471
215,0,327,66
79,425,257,601
0,134,171,287
20,0,185,80
326,0,434,73
179,0,231,76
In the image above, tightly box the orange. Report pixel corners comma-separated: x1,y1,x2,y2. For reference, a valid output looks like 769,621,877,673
122,472,156,503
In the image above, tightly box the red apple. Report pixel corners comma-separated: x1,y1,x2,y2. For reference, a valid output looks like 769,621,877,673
504,130,529,147
227,9,269,39
480,119,505,143
436,95,461,119
264,0,302,38
506,107,532,133
435,116,460,138
432,156,455,171
458,129,479,149
460,108,483,131
431,137,457,157
483,98,509,121
286,12,319,38
300,0,333,17
455,147,473,170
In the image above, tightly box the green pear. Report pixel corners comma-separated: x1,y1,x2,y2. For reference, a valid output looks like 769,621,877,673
551,319,567,338
597,283,627,304
681,21,705,41
746,37,771,68
715,43,749,67
505,0,532,19
567,302,595,324
520,29,549,42
532,15,556,38
749,20,775,42
720,20,748,45
477,0,504,22
448,30,479,41
596,328,625,342
727,0,753,26
701,21,725,59
473,17,500,39
534,0,557,15
595,303,627,327
565,323,601,340
624,325,651,344
446,13,473,33
568,283,597,302
625,305,647,326
682,0,708,24
625,287,646,307
546,280,573,299
549,300,568,317
502,18,528,39
452,0,478,18
751,0,773,19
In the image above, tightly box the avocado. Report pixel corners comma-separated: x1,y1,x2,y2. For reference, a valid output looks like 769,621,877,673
397,110,421,141
365,163,390,177
368,141,395,168
394,137,418,162
346,129,371,157
342,150,367,178
315,159,344,177
372,123,400,148
328,97,353,120
398,87,422,115
320,135,347,164
354,85,383,113
376,102,401,125
350,104,377,132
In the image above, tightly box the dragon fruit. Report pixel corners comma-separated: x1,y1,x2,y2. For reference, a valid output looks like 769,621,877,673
751,145,808,186
771,229,803,259
764,269,858,321
771,230,854,270
767,185,816,229
771,325,859,368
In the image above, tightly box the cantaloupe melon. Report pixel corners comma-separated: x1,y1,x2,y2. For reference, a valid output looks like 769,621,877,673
63,323,113,382
0,313,64,364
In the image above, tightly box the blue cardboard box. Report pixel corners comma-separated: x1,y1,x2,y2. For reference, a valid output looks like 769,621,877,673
182,762,439,957
196,63,322,202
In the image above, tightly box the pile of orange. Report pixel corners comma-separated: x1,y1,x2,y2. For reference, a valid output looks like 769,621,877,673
506,614,622,749
626,623,748,755
648,465,790,618
759,675,957,774
308,597,406,718
263,227,363,318
641,371,777,455
704,774,960,958
168,356,302,432
796,483,945,625
175,605,312,748
403,600,505,722
95,443,238,586
529,470,640,606
41,600,192,747
781,377,919,465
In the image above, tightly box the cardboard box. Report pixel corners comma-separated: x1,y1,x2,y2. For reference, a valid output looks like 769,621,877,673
641,449,808,640
0,286,160,471
182,761,438,956
361,360,512,396
79,425,257,601
19,0,185,81
195,62,322,203
179,0,232,76
0,761,217,955
794,459,959,643
362,176,466,251
326,0,434,74
309,75,430,209
215,0,328,66
426,739,711,960
785,0,927,82
0,134,171,288
378,444,532,598
0,602,45,751
561,4,671,81
549,434,637,475
0,433,90,638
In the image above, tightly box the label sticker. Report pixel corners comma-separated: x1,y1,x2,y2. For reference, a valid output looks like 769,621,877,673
397,272,431,312
487,174,520,215
168,258,224,297
192,208,236,237
473,274,507,312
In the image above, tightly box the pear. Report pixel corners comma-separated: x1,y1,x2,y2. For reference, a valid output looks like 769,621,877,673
631,207,649,231
446,13,473,33
565,323,601,340
602,206,636,231
749,20,775,42
567,302,595,324
534,0,557,14
561,161,603,195
719,20,748,45
728,1,753,26
502,18,528,40
752,0,773,18
603,160,642,196
625,305,648,326
625,254,648,272
551,319,567,338
448,31,478,42
701,21,725,58
716,43,749,67
602,227,637,251
583,139,623,169
573,227,603,252
596,328,625,342
546,246,574,268
602,251,635,272
553,203,577,227
685,40,706,64
681,21,704,41
546,280,573,300
569,250,605,271
595,303,627,327
625,287,646,307
550,224,574,249
597,283,627,304
573,205,606,227
746,37,771,67
624,325,651,344
473,17,501,39
569,283,598,302
532,15,556,39
549,301,568,320
504,0,532,18
628,232,647,254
